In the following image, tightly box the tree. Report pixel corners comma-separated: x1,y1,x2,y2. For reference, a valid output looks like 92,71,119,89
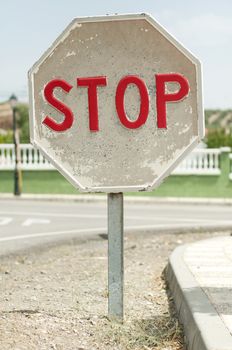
206,128,232,148
16,104,30,143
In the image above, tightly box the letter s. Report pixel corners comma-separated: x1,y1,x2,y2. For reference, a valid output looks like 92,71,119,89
43,79,73,132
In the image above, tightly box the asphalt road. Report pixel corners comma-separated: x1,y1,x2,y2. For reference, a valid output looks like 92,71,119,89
0,198,232,255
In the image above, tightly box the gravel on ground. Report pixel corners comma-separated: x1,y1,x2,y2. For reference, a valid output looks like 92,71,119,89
0,230,229,350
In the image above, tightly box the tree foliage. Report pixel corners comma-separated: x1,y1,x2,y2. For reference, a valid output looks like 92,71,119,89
16,104,30,143
0,131,13,143
205,128,232,148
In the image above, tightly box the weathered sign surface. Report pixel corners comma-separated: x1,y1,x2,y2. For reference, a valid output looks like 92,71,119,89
29,14,204,192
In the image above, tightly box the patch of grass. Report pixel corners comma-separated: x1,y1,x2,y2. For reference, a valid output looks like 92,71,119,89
99,316,183,350
98,275,184,350
0,171,78,194
130,175,232,198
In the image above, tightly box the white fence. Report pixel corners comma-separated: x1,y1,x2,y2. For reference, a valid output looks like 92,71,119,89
173,148,221,175
0,144,52,170
229,154,232,180
0,143,221,175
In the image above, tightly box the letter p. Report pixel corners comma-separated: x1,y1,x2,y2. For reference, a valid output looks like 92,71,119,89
155,73,190,129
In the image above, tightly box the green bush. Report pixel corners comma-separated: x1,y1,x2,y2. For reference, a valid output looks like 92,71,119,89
205,128,232,148
0,104,29,144
16,104,29,143
0,131,13,143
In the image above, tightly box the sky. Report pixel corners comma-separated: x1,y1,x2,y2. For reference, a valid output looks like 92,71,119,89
0,0,232,109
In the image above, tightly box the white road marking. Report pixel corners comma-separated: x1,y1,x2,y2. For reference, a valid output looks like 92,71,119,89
0,227,105,242
0,210,228,224
0,217,13,226
0,210,106,219
0,221,232,243
22,218,51,227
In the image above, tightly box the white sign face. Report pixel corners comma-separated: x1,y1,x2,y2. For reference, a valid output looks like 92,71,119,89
29,14,204,193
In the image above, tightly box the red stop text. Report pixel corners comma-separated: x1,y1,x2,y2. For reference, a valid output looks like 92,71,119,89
42,74,190,132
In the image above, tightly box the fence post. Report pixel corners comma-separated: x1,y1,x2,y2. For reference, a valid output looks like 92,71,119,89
229,154,232,180
219,147,230,181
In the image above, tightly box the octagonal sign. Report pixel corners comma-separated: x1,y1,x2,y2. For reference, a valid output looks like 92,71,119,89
28,14,204,193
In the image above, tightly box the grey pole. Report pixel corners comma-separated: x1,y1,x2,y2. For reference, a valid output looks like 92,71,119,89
108,192,124,321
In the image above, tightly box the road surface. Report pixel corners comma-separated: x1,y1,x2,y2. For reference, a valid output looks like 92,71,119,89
0,198,232,255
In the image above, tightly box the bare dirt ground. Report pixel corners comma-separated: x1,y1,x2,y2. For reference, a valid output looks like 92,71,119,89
0,230,228,350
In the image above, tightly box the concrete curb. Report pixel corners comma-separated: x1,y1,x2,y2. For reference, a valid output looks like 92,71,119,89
166,245,232,350
1,193,232,205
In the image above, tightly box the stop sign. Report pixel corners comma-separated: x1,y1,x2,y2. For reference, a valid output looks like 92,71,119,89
28,14,204,193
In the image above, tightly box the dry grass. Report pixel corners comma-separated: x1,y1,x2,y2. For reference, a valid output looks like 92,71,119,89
97,277,185,350
98,316,184,350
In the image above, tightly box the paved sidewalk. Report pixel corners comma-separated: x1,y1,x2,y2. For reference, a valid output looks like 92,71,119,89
166,236,232,350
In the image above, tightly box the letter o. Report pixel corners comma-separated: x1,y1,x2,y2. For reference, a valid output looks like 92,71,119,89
115,75,149,129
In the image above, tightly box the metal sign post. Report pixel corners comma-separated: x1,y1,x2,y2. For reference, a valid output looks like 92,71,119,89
108,193,124,321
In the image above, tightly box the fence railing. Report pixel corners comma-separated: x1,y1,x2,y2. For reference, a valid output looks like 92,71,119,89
0,144,52,170
173,148,221,175
229,154,232,180
0,143,221,175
